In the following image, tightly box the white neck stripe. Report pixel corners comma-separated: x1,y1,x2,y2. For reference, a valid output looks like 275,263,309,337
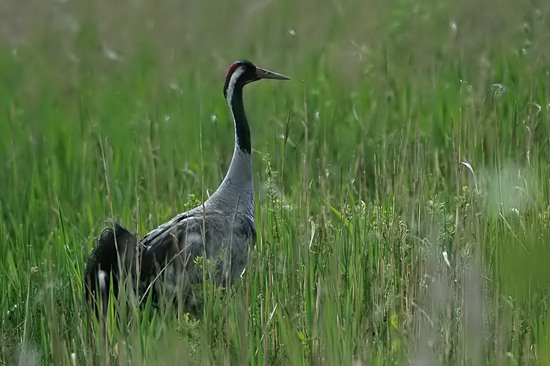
225,67,245,105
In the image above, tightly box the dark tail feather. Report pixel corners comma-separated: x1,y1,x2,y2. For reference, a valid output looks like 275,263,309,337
84,221,138,316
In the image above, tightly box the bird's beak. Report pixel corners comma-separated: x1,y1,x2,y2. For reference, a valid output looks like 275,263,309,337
256,67,291,80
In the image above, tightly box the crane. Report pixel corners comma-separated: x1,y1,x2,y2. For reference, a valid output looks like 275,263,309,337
84,60,289,314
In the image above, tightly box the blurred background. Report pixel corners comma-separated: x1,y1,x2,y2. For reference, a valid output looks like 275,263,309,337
2,0,548,89
1,0,550,364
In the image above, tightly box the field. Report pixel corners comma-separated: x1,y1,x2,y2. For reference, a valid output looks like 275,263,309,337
1,0,550,364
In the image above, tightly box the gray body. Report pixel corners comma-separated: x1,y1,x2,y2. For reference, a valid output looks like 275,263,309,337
84,60,288,314
137,146,256,310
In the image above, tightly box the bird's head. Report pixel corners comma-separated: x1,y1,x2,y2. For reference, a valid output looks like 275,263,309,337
223,60,290,99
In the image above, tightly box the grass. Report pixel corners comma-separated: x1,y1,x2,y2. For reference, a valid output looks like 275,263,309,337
1,0,550,364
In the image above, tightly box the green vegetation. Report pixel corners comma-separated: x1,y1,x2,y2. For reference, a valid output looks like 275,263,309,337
1,0,550,364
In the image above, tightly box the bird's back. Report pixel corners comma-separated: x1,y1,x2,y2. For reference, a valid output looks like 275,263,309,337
137,204,256,309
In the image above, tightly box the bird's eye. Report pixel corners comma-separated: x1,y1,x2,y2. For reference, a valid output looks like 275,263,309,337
242,65,247,71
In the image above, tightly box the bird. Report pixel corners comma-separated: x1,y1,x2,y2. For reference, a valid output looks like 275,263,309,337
84,60,290,315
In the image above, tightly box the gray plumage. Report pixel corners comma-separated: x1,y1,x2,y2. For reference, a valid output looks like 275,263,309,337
84,60,289,314
138,202,256,310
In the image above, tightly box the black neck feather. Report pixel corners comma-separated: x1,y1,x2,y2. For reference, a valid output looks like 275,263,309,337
229,87,251,154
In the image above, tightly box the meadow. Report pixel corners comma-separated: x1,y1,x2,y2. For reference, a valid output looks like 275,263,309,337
1,0,550,364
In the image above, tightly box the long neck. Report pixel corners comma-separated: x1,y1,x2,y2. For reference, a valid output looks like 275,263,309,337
230,87,251,153
206,86,254,214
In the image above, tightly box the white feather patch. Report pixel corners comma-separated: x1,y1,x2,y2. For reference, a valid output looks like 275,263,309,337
225,67,245,105
98,270,107,290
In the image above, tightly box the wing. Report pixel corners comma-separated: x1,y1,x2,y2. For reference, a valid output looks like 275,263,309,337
136,209,256,307
138,211,206,279
84,221,138,314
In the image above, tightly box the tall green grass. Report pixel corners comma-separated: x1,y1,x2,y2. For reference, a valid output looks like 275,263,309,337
1,0,550,364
